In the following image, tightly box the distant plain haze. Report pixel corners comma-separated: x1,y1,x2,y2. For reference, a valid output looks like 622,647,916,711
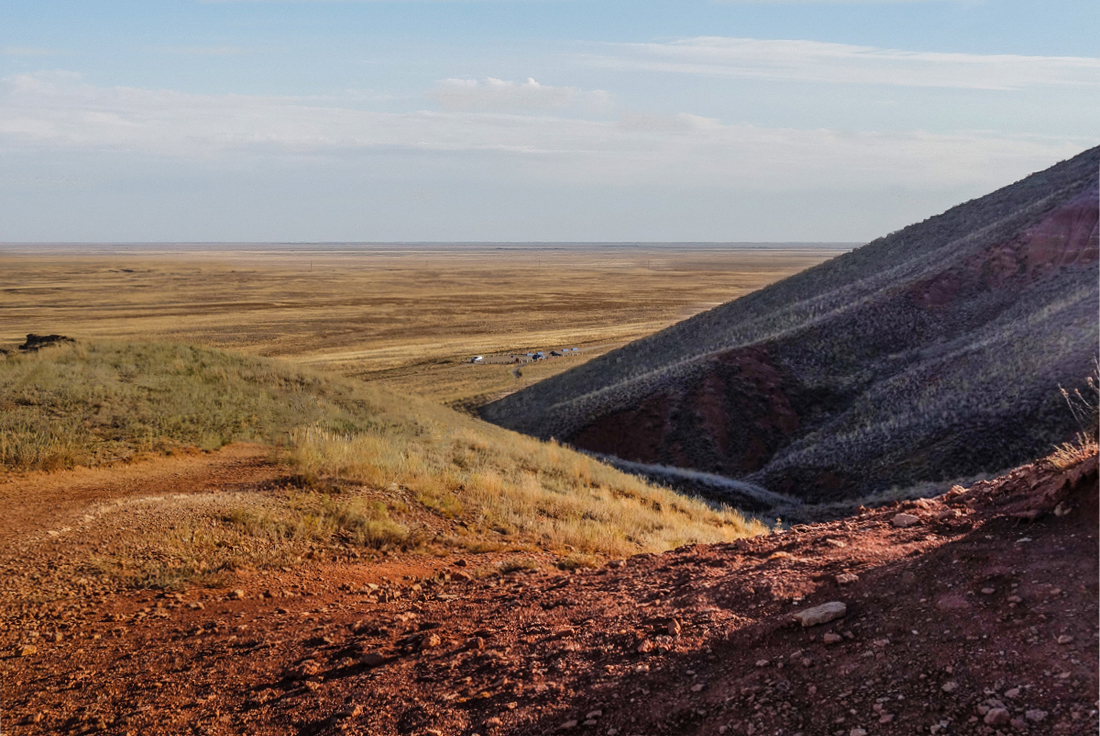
1,0,1097,243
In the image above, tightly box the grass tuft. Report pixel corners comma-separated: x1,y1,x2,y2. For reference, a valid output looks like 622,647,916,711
2,341,768,586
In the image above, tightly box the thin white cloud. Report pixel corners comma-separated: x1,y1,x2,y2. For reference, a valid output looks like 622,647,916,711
587,37,1100,90
428,77,611,112
0,71,1087,192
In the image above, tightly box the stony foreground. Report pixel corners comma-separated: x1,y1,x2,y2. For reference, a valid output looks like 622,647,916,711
1,448,1096,736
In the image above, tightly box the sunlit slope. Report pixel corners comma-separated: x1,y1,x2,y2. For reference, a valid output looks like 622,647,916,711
0,342,765,557
482,146,1100,500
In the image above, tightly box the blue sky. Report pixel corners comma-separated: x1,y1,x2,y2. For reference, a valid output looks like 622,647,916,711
1,0,1097,242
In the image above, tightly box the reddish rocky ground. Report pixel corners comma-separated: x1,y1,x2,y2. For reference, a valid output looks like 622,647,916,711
1,446,1096,736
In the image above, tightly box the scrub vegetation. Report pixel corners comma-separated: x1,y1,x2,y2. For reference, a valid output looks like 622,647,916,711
0,341,766,578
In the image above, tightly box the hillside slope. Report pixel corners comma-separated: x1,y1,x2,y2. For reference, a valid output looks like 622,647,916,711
3,442,1094,735
482,147,1100,501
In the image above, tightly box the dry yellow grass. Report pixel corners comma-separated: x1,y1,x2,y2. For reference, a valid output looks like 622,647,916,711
287,409,769,558
1,341,767,577
0,243,842,583
0,243,845,405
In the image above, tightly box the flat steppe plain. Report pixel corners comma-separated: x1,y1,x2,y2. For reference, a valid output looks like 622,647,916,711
0,242,848,405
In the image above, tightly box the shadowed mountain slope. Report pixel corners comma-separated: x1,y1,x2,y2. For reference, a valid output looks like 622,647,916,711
481,147,1100,501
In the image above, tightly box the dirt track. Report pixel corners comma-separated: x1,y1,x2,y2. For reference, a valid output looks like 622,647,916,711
1,448,1097,736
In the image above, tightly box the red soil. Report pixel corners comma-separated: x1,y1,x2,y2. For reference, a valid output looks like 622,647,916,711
572,346,802,475
1,446,1097,736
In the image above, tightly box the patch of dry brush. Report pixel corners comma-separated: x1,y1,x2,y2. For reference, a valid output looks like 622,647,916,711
0,341,765,587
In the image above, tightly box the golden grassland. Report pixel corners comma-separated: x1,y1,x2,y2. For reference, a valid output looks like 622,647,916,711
1,342,768,587
0,243,846,586
0,243,846,405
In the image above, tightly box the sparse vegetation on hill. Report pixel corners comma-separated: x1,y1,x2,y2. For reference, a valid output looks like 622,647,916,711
0,341,369,470
0,341,766,572
483,146,1100,500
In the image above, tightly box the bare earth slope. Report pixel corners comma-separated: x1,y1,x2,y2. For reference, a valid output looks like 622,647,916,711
481,147,1100,501
2,446,1096,735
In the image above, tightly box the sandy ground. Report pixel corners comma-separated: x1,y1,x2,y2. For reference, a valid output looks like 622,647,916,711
0,446,1095,736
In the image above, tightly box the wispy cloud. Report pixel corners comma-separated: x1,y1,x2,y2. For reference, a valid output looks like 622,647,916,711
428,77,611,112
586,37,1100,90
0,71,1087,191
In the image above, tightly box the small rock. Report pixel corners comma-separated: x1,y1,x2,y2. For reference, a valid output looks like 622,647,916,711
936,508,960,520
453,558,468,567
421,634,442,650
188,602,205,610
941,681,958,693
823,633,843,644
229,589,245,600
668,619,682,637
335,705,362,719
1004,688,1020,698
793,601,847,627
560,719,578,729
360,651,387,667
1007,596,1022,604
984,708,1010,727
1056,635,1074,645
1010,718,1027,730
19,645,38,657
1025,709,1047,722
836,573,859,585
981,588,995,595
690,683,705,692
755,659,769,667
850,728,868,736
585,710,602,719
892,513,920,528
290,660,321,679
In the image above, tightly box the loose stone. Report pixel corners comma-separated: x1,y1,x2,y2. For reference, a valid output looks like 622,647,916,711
891,514,920,528
793,601,847,627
